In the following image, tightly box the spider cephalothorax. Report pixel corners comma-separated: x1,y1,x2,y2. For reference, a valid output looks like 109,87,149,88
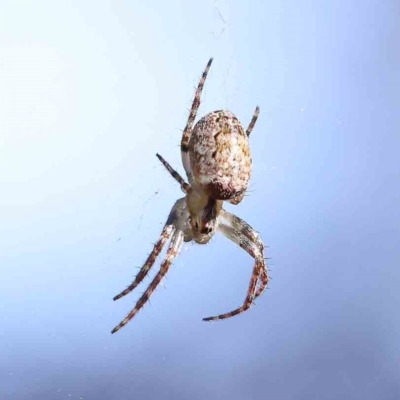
112,58,268,334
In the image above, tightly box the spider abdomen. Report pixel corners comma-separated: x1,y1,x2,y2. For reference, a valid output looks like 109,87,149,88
189,110,251,202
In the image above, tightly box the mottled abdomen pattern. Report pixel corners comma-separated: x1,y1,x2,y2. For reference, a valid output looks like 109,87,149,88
189,110,251,203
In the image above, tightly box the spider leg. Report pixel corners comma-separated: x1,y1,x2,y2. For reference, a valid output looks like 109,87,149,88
112,229,184,333
113,224,175,301
181,58,213,182
218,221,267,300
220,209,264,250
156,153,191,194
202,223,268,321
113,198,188,303
246,106,260,137
220,209,268,297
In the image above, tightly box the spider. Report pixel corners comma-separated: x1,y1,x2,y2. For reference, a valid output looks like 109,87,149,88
111,58,269,334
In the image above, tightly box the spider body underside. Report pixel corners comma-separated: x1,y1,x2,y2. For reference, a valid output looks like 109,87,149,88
112,58,268,334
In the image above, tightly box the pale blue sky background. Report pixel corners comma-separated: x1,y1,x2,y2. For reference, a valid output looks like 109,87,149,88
1,0,399,399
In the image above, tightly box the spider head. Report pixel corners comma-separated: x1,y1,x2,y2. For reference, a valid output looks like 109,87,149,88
189,214,218,244
187,191,222,244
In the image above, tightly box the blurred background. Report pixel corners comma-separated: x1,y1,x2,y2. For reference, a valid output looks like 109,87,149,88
1,0,399,399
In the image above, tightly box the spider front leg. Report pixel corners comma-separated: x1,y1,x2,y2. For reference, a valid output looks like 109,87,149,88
220,209,268,297
220,209,264,252
113,224,175,302
202,221,268,321
112,228,184,334
112,198,188,333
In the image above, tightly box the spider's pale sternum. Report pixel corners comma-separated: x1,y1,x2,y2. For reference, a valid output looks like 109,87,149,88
111,59,268,334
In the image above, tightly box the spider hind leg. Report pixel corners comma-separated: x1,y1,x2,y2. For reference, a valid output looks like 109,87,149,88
156,153,191,194
181,58,213,181
246,106,260,137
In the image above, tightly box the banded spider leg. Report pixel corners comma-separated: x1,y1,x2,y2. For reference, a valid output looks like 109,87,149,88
111,199,188,334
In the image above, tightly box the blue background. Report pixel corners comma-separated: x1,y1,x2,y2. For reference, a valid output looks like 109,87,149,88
1,1,399,399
